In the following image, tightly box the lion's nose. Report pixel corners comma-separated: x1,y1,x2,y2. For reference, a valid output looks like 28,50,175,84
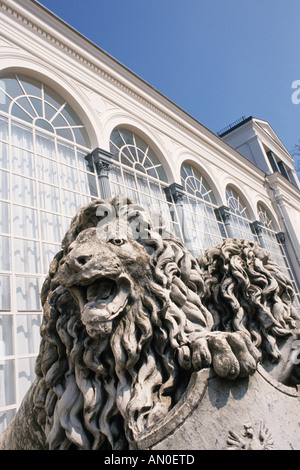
75,255,93,267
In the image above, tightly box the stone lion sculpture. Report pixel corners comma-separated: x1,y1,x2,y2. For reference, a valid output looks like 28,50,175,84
1,196,299,450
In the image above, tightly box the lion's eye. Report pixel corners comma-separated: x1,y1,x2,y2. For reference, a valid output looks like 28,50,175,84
109,237,126,246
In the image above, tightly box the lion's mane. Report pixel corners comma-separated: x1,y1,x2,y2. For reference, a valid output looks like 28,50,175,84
32,197,212,450
31,197,298,450
198,239,298,362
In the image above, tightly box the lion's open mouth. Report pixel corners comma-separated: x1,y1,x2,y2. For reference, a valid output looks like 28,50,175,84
69,275,131,338
87,278,117,305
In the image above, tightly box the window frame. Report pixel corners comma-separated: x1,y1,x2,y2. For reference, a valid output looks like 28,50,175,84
180,162,226,256
0,74,94,427
226,186,258,242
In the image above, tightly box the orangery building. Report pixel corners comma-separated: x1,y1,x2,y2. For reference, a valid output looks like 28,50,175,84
0,0,300,432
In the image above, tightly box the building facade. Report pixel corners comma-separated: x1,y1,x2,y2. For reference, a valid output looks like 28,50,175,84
0,0,300,433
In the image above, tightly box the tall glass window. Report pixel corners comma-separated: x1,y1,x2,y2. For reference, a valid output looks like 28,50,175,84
257,203,287,268
226,186,258,242
180,163,226,256
109,127,180,236
0,73,94,430
257,203,299,302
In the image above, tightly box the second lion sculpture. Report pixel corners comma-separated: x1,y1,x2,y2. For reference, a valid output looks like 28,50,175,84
1,196,299,450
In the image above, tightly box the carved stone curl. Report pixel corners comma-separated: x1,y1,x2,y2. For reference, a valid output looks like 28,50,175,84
0,196,299,450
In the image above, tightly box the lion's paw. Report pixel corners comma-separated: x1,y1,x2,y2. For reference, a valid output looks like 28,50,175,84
191,331,261,380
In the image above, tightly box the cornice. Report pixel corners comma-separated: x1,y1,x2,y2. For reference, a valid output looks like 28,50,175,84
0,0,198,137
0,1,114,77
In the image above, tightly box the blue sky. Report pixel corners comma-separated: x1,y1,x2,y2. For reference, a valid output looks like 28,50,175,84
38,0,300,172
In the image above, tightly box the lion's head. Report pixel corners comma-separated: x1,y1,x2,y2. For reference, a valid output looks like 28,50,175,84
34,196,211,450
55,227,149,339
198,238,299,364
32,196,299,451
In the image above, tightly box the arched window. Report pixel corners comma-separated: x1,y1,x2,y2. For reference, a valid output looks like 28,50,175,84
257,203,286,268
226,186,257,242
109,127,179,235
180,162,226,256
257,203,298,290
0,73,94,429
0,74,90,146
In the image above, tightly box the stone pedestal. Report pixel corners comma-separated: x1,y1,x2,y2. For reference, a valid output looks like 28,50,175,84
135,366,300,450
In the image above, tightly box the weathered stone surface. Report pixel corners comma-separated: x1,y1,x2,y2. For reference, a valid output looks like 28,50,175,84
0,381,45,450
0,196,299,450
136,365,300,450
